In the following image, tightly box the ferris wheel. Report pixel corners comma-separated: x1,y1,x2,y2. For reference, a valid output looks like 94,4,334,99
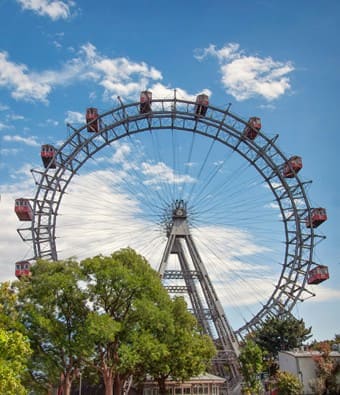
15,92,329,341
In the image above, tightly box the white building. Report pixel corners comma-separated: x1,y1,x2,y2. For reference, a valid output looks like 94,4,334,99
142,373,226,395
278,349,340,394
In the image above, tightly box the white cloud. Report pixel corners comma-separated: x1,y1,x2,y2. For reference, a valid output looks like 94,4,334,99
142,162,196,185
8,114,25,121
111,142,132,164
14,163,37,177
37,118,59,128
150,82,211,101
259,103,276,110
65,110,84,124
3,134,40,147
53,40,62,48
0,51,51,103
0,122,8,130
1,148,21,155
0,43,164,104
195,43,294,101
0,43,212,105
16,0,76,20
94,57,162,81
0,103,9,111
306,285,340,303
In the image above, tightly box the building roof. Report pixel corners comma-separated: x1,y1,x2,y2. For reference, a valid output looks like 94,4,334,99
279,350,340,358
144,373,226,385
185,373,226,383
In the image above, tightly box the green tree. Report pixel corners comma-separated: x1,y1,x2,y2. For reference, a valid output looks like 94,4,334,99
310,342,340,394
80,248,175,395
0,281,22,330
16,259,88,395
81,249,216,395
0,282,32,394
138,297,216,395
13,249,217,395
254,315,312,357
239,340,264,394
276,371,302,395
0,328,32,395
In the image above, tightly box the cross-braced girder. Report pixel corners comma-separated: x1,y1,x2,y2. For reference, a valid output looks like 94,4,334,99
159,202,241,388
18,96,325,342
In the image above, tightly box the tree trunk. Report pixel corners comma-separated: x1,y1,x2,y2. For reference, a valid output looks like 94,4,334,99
114,373,122,395
103,368,114,395
158,378,167,395
63,372,72,395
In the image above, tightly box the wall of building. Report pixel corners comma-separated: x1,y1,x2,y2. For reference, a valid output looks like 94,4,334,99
279,350,340,395
279,352,315,394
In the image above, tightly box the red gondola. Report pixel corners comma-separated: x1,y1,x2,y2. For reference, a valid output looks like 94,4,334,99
41,144,56,169
15,261,31,279
307,265,329,284
15,198,33,221
140,91,152,114
305,208,327,228
195,94,209,117
86,107,100,132
243,117,261,140
283,156,303,178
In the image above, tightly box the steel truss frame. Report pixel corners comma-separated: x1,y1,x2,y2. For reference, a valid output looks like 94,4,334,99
17,97,325,339
159,204,240,387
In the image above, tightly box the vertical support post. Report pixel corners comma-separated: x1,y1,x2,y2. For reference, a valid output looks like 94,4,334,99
158,200,241,391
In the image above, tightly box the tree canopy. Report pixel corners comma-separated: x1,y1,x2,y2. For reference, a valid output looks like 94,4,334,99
252,315,312,357
309,342,340,394
138,296,216,395
12,248,216,395
239,339,264,394
80,248,175,395
16,258,88,395
0,282,31,395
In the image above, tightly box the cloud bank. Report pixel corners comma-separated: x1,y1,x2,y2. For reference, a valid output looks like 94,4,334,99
0,43,209,105
16,0,76,20
195,43,294,101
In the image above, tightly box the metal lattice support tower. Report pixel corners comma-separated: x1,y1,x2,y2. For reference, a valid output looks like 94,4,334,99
159,200,241,389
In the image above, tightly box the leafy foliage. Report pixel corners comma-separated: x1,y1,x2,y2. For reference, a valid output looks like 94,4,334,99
80,248,174,395
140,296,216,394
253,315,312,357
309,342,340,394
0,283,31,395
16,258,88,395
276,371,302,394
0,282,22,330
239,340,264,394
0,329,31,395
8,248,217,395
80,248,216,395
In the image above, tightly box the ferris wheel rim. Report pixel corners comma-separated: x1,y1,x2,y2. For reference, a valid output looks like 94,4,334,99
20,97,323,336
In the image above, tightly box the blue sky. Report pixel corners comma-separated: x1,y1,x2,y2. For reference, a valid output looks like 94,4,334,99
0,0,339,341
